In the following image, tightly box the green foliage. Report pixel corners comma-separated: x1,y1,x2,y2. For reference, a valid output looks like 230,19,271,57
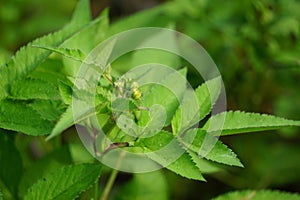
138,131,205,181
0,99,54,135
0,0,91,100
18,146,73,197
213,190,300,200
138,68,187,127
10,78,60,100
0,130,22,199
24,163,102,200
172,76,221,135
203,111,300,136
0,0,300,199
182,129,243,167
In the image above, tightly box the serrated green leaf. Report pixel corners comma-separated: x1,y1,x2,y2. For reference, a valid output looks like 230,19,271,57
0,130,22,199
29,59,70,86
203,111,300,136
0,0,92,100
9,78,60,100
28,100,66,121
196,76,221,119
139,68,187,127
181,129,243,167
167,152,205,181
24,163,102,200
186,150,221,174
115,171,168,200
32,46,87,63
59,82,73,105
60,5,109,78
138,131,204,181
213,190,300,200
171,89,198,135
47,106,73,140
18,146,72,198
0,100,53,135
172,76,221,135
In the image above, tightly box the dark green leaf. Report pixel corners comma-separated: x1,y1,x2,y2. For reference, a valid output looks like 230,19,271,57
0,100,53,135
0,130,22,199
10,78,60,100
24,163,102,200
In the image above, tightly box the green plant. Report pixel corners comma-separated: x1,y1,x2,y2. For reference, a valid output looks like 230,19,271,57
0,0,300,199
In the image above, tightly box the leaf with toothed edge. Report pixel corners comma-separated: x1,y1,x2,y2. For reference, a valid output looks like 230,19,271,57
0,100,54,135
179,129,243,167
31,46,87,63
203,111,300,136
0,0,93,100
24,164,102,200
138,68,187,128
9,78,60,100
172,76,221,135
137,131,205,181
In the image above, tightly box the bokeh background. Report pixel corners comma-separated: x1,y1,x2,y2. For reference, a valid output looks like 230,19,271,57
1,0,300,199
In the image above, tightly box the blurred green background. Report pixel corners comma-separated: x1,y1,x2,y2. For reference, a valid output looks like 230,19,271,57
1,0,300,199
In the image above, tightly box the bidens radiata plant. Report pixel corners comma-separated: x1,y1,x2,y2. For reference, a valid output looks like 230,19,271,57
0,0,300,200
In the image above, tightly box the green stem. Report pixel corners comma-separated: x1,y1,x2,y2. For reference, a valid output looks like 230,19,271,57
100,151,125,200
100,169,119,200
94,178,99,200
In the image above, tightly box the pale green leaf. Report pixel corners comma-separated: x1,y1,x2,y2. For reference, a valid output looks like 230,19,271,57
181,129,243,167
138,131,204,181
172,76,221,135
0,100,53,135
0,131,22,199
203,111,300,136
195,76,221,120
112,98,137,112
186,150,221,174
139,68,187,127
58,82,73,105
9,78,60,100
60,6,109,77
46,106,73,140
213,190,300,200
0,0,92,100
115,171,168,200
24,164,102,200
46,96,109,140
